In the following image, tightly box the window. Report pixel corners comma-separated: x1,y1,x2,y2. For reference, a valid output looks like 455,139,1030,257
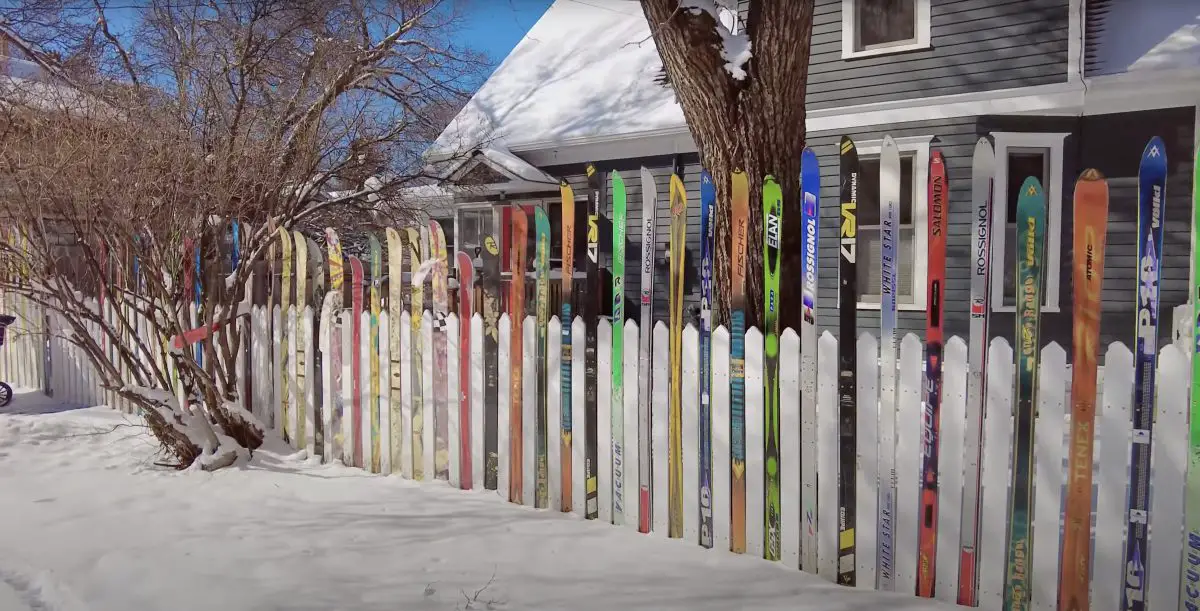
851,135,932,310
842,0,931,59
989,132,1068,313
456,207,493,261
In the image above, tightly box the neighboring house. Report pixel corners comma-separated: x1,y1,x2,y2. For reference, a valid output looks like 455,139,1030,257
416,0,1199,347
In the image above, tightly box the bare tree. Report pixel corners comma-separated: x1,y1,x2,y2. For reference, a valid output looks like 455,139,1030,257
640,0,814,329
0,0,484,469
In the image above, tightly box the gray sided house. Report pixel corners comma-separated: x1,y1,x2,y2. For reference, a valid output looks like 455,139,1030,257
416,0,1199,348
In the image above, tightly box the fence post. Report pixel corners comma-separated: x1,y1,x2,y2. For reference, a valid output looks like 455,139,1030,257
379,311,392,475
471,313,484,489
816,331,839,579
571,316,586,516
497,313,511,498
1150,343,1187,609
896,333,923,592
712,325,731,551
1094,342,1133,609
622,319,640,529
1032,342,1067,611
651,321,669,534
548,315,562,505
858,332,880,589
447,313,459,487
936,336,968,603
400,311,414,478
980,337,1015,607
745,327,764,558
597,318,612,520
523,315,537,507
421,311,434,481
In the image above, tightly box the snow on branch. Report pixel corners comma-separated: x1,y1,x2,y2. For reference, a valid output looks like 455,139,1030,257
681,1,752,80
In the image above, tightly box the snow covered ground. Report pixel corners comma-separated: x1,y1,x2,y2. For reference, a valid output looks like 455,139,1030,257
0,390,951,611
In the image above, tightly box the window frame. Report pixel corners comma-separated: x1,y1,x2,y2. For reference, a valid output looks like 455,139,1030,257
848,134,932,311
988,131,1068,314
841,0,932,60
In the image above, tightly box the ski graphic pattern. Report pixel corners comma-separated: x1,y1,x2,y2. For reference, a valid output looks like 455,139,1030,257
611,171,627,523
535,207,551,508
457,250,475,489
698,169,715,548
799,147,820,571
560,181,576,512
368,234,382,472
584,165,601,520
958,138,993,606
1059,169,1108,611
387,229,405,475
325,229,345,463
917,150,948,598
668,165,687,538
1121,136,1167,611
431,221,450,478
406,227,426,480
730,169,750,553
510,208,528,504
350,256,365,469
837,136,859,586
482,233,501,490
637,167,657,533
763,174,783,561
878,136,900,591
1185,143,1200,609
1003,176,1046,611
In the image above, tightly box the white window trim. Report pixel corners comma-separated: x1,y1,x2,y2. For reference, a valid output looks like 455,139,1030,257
988,131,1068,314
846,134,932,312
841,0,932,60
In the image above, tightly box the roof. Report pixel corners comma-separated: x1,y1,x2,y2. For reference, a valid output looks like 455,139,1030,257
426,0,685,161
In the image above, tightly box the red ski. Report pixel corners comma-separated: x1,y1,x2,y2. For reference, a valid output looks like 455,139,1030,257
350,257,365,469
457,251,475,489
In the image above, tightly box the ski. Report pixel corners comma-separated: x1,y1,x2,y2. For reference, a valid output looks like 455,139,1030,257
799,147,820,571
457,250,475,489
295,231,309,452
349,255,365,469
1003,175,1046,611
668,161,687,538
958,138,994,606
510,207,528,504
367,234,382,472
1059,169,1109,611
431,221,450,479
482,231,501,490
1121,136,1167,611
611,170,627,524
308,236,324,457
699,169,715,548
763,174,783,560
878,136,900,591
386,229,405,475
837,135,859,587
195,236,204,368
917,149,948,598
1186,143,1200,609
560,181,576,511
405,227,427,480
326,229,346,464
637,167,657,533
730,169,749,553
280,229,293,442
534,206,551,508
584,165,602,520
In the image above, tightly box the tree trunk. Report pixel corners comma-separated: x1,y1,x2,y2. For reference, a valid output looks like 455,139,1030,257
640,0,814,330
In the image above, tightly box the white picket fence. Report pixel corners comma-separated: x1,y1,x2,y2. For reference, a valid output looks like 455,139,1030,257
4,291,1199,611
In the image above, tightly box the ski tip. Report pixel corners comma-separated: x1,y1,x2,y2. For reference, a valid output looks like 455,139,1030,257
1018,175,1044,200
1141,136,1167,166
972,138,995,165
839,135,855,153
1078,167,1106,182
930,149,945,166
586,163,597,177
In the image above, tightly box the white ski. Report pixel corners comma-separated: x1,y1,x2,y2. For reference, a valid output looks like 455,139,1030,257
877,135,900,591
956,138,994,605
637,166,656,532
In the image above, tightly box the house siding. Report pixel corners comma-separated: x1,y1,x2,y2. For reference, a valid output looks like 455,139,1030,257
806,0,1069,110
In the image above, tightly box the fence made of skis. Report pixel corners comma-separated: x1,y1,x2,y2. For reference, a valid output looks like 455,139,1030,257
4,291,1198,611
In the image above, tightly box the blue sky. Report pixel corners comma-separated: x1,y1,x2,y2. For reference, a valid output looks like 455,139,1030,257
457,0,553,72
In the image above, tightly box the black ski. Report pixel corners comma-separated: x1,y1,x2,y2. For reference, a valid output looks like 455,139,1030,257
481,231,502,490
584,163,602,520
837,136,859,586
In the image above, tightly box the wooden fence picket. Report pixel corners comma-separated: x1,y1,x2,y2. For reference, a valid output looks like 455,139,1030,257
857,331,879,589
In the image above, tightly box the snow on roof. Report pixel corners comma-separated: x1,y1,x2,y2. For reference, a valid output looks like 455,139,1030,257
427,0,685,160
476,147,558,184
1091,4,1200,75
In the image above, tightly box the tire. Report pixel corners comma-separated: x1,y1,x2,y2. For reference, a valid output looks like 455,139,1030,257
0,382,11,407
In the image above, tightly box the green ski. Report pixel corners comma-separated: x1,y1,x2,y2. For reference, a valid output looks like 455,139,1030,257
1003,176,1046,611
611,169,627,524
534,206,551,508
763,174,783,561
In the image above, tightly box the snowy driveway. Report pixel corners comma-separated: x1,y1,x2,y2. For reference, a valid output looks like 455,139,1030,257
0,395,952,611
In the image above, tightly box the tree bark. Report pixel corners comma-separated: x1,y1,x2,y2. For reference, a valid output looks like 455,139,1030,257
639,0,814,330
